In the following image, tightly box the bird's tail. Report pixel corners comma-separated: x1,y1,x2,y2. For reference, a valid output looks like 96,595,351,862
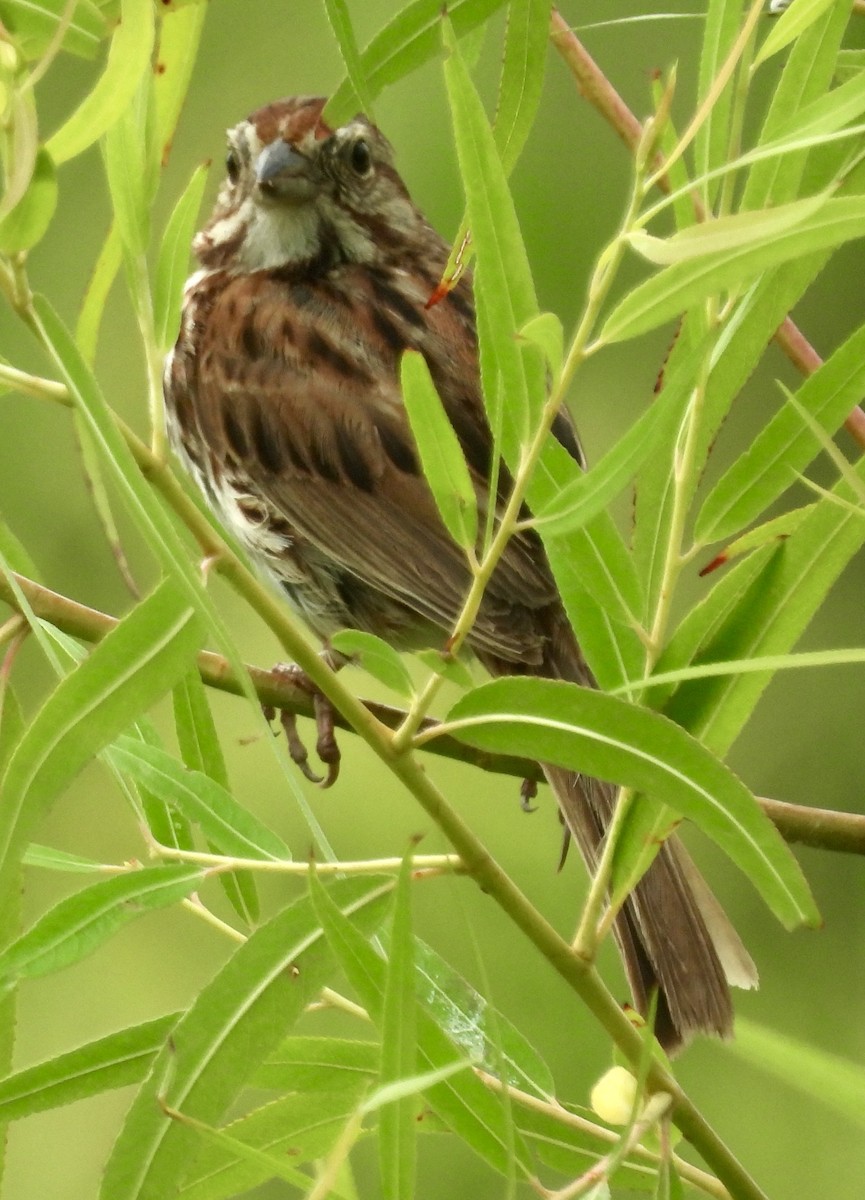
531,616,757,1051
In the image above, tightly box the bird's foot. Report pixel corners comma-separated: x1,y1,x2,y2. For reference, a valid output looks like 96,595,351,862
269,664,340,788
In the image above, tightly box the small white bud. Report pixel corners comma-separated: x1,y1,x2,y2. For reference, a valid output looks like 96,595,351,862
590,1065,638,1126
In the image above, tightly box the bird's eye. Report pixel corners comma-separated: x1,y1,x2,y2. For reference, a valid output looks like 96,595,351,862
350,138,372,176
225,149,241,184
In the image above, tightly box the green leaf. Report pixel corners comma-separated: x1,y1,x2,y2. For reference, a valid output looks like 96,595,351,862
727,1018,865,1130
107,737,291,863
412,939,554,1098
445,677,818,930
177,1092,361,1200
629,193,829,265
0,79,38,221
414,649,475,689
744,0,849,208
326,0,508,122
100,876,393,1200
76,222,123,363
664,461,865,757
330,629,414,698
23,844,105,873
253,1036,379,1092
519,312,563,382
530,360,694,538
0,866,202,988
400,350,478,552
46,0,155,164
754,0,837,68
0,0,113,60
602,197,865,344
697,320,865,542
0,1015,176,1123
172,669,258,924
154,163,208,351
444,16,544,462
309,868,532,1177
0,147,57,252
0,579,203,884
694,0,744,205
103,70,158,262
379,854,417,1200
322,0,374,116
494,0,548,174
696,508,813,576
153,1,207,158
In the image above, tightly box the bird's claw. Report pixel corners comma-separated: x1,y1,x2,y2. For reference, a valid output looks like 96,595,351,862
520,777,538,813
270,664,341,788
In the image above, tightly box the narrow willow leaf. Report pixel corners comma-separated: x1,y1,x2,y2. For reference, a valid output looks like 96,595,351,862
101,877,393,1200
602,197,865,344
744,0,849,208
154,163,208,351
107,737,291,862
0,865,203,988
0,0,111,60
254,1037,379,1092
629,192,828,265
365,1060,471,1114
0,686,21,1193
772,67,865,147
443,16,544,456
515,1103,655,1189
103,72,156,261
520,312,563,382
754,0,837,68
0,81,38,222
309,868,532,1177
445,678,818,929
698,320,865,542
326,0,507,122
77,222,123,363
0,147,57,252
495,0,548,174
0,1015,176,1123
664,463,865,756
694,0,743,205
0,580,202,883
0,515,38,579
170,1111,330,1199
399,350,478,553
22,844,104,873
727,1019,865,1130
414,649,475,689
153,1,207,157
530,361,693,538
412,939,554,1099
173,670,258,925
177,1092,360,1200
380,854,417,1200
698,508,813,574
323,0,374,116
47,0,155,164
329,629,413,699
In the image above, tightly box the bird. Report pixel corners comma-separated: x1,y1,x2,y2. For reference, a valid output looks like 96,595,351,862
164,95,756,1050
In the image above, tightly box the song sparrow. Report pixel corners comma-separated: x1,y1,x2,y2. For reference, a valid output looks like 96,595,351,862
165,96,756,1049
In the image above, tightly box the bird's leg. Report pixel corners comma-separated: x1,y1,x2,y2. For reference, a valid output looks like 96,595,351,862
520,777,539,813
270,654,343,788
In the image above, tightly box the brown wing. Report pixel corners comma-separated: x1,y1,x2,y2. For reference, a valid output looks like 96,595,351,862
176,262,561,664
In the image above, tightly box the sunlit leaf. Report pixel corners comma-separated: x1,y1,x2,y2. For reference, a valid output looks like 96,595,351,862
154,163,209,351
0,147,57,252
46,0,155,164
330,629,414,699
0,1015,176,1123
101,877,393,1200
754,0,837,68
379,854,417,1200
0,866,204,987
445,677,818,929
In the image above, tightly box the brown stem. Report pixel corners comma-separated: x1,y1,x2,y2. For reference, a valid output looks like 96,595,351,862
4,568,865,858
548,9,865,451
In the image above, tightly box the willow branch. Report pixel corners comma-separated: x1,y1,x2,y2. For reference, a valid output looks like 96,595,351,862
548,10,865,451
4,568,865,859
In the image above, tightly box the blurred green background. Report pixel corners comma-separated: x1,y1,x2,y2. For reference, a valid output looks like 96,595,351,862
2,2,865,1197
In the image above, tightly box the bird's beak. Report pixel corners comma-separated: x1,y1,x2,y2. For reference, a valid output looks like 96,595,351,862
255,140,317,201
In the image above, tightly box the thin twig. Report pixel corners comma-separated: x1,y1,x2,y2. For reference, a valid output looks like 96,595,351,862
3,568,864,858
